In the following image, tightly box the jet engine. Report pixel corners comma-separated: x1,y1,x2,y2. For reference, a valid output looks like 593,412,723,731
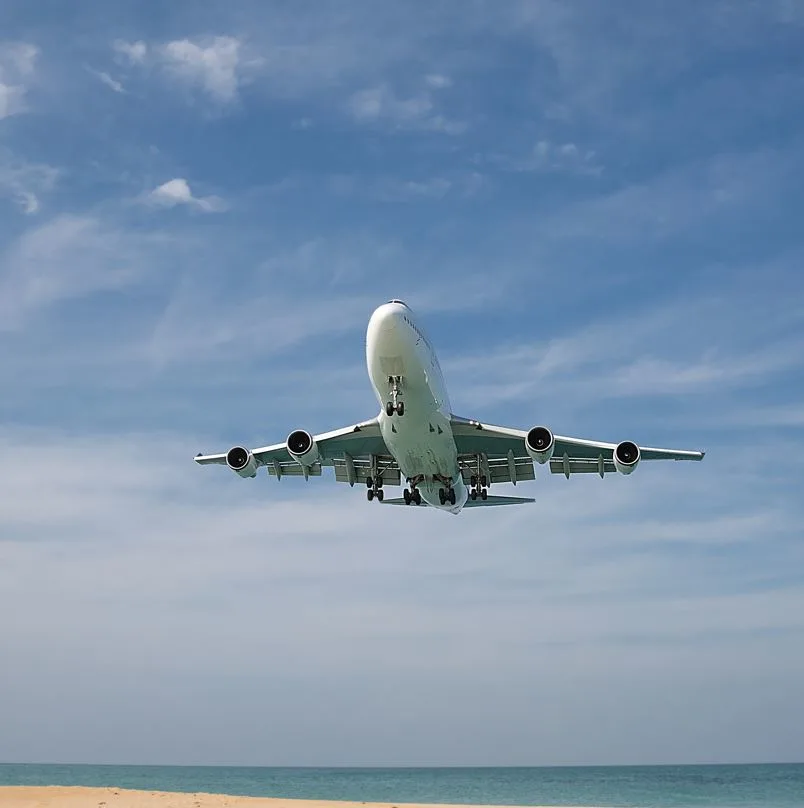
613,440,640,475
286,429,320,467
525,426,555,464
226,446,258,478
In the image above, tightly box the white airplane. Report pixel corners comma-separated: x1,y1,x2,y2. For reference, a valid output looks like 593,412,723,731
195,300,705,514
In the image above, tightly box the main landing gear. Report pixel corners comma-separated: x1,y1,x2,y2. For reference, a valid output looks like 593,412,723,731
469,474,488,501
385,375,405,417
434,475,456,506
366,475,384,502
402,487,422,505
402,475,422,505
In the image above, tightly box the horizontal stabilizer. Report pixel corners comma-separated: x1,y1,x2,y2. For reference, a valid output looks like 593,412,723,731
380,495,535,508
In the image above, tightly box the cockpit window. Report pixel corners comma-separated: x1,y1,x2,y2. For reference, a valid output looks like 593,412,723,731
388,299,409,307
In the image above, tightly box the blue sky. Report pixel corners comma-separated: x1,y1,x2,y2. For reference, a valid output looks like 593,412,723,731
1,0,804,767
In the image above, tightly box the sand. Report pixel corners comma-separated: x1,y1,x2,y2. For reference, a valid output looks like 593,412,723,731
0,788,546,808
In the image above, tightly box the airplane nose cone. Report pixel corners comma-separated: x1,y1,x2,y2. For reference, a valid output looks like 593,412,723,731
368,302,404,335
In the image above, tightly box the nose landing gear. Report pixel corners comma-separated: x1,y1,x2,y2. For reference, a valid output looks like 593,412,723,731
385,376,405,416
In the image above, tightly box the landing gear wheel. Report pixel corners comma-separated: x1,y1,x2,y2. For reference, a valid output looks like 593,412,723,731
385,401,394,417
470,489,477,501
480,475,488,488
367,489,374,501
375,476,383,488
366,476,373,488
481,488,487,500
403,489,411,505
438,488,446,505
413,488,421,505
449,488,456,505
470,475,478,488
396,401,405,416
376,489,384,502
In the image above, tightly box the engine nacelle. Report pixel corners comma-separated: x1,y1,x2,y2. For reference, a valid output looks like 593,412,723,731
286,429,320,467
525,426,555,464
613,440,640,475
226,446,258,478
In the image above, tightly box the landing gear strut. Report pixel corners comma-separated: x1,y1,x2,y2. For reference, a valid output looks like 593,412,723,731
436,476,457,506
385,375,405,416
366,475,384,502
403,476,422,505
469,473,488,501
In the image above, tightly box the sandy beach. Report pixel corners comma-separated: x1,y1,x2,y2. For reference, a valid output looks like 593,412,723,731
0,789,548,808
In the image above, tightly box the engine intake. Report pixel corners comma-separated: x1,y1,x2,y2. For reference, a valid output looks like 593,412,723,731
614,440,640,475
226,446,258,478
286,429,320,467
525,426,555,464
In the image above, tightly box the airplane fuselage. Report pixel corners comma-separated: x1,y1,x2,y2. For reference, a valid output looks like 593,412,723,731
366,300,468,513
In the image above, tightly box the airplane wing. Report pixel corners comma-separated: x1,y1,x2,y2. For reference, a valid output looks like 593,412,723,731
194,417,399,485
450,415,705,483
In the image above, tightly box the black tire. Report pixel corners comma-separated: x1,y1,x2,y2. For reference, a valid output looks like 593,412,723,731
366,476,373,488
396,401,405,416
377,489,384,502
449,488,456,505
403,489,411,505
480,475,488,488
413,489,421,505
481,488,487,500
470,475,477,488
376,476,383,488
367,489,374,501
470,490,477,500
438,488,446,505
385,401,394,417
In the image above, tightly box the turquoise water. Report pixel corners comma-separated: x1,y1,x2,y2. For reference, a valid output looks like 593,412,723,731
1,764,802,807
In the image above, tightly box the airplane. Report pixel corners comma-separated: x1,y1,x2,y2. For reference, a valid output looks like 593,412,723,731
195,300,705,514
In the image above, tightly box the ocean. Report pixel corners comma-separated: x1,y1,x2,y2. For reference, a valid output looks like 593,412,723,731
1,763,802,808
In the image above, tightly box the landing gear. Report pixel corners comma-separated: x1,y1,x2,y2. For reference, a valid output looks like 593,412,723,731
438,486,456,505
385,376,405,416
403,480,422,505
366,474,384,502
469,472,488,501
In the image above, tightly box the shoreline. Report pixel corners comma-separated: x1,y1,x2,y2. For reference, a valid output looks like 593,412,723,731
0,788,559,808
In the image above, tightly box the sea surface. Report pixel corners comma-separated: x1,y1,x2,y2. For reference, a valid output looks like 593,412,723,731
1,763,802,808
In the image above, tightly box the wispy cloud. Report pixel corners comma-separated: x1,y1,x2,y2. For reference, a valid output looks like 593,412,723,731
87,67,125,94
491,139,602,176
0,214,169,331
0,151,58,214
348,82,465,134
0,41,38,119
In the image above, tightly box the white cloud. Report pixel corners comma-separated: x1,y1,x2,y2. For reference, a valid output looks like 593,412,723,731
147,178,228,213
348,83,465,134
112,39,147,64
111,36,259,104
159,36,246,103
1,424,802,764
0,41,38,119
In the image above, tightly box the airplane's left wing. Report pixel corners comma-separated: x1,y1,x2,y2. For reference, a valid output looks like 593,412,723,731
450,415,704,483
194,417,399,485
